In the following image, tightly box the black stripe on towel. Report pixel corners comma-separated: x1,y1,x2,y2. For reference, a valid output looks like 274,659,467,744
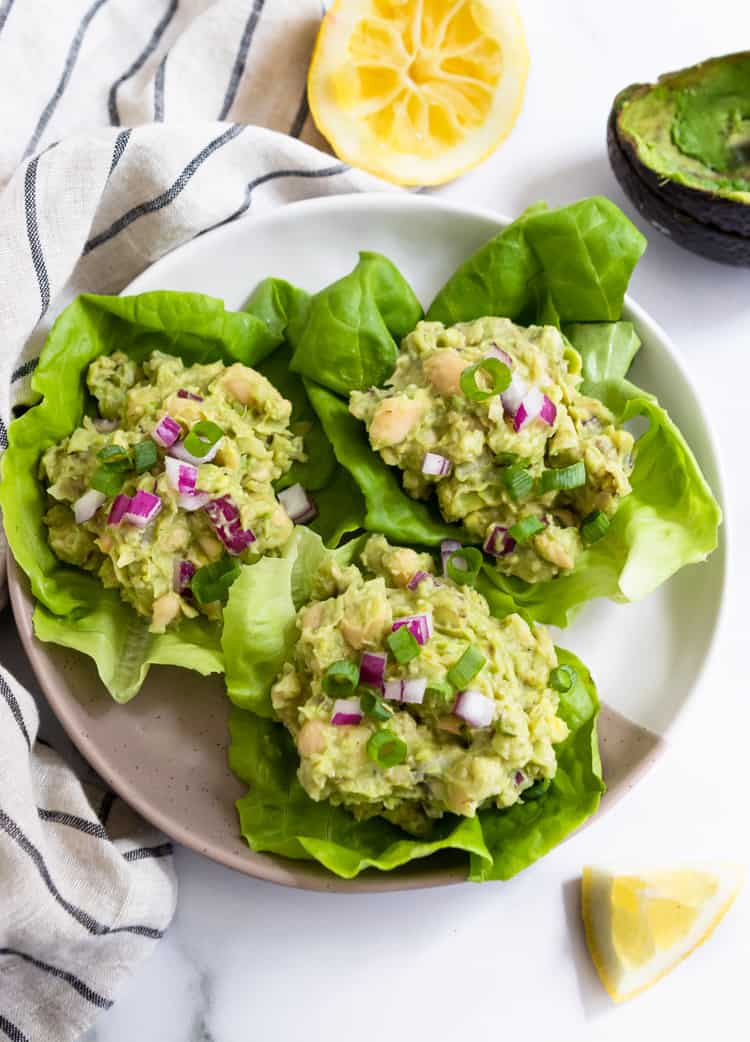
37,808,108,840
123,842,173,862
0,0,16,38
0,949,113,1010
23,0,111,158
108,0,178,124
23,156,51,321
197,162,348,237
11,358,39,382
109,128,132,175
0,675,30,749
83,123,245,254
217,0,265,120
153,54,167,120
0,810,164,939
0,1015,29,1042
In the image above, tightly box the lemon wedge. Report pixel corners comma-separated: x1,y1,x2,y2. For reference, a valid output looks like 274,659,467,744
308,0,529,186
582,864,745,1002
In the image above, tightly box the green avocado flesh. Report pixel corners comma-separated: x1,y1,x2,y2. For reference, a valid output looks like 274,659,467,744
618,53,750,202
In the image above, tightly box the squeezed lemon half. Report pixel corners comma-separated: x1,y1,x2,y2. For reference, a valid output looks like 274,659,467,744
582,864,745,1002
308,0,529,185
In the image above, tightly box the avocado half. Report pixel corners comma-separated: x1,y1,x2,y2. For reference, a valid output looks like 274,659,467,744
608,52,750,266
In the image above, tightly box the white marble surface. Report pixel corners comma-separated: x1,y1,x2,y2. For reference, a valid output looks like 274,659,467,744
5,1,750,1039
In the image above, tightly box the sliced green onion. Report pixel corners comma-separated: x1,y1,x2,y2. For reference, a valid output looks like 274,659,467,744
359,687,392,722
367,729,407,768
184,420,223,458
133,439,158,473
445,547,483,586
387,626,420,665
581,509,610,545
523,778,552,801
190,556,241,605
447,645,486,690
549,665,577,692
495,452,519,467
508,516,545,543
425,678,454,707
459,358,511,402
503,464,533,501
97,444,130,466
322,659,360,697
539,461,586,493
90,466,126,497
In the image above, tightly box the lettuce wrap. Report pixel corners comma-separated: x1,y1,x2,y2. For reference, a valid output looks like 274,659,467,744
0,290,361,701
223,527,604,881
252,197,720,625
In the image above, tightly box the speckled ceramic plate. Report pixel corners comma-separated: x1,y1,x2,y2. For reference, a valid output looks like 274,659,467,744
8,195,727,891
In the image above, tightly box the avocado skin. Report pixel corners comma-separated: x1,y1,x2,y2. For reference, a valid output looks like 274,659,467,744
608,108,750,267
613,79,750,238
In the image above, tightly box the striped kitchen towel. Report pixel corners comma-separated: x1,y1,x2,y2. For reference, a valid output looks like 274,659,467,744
0,2,389,1039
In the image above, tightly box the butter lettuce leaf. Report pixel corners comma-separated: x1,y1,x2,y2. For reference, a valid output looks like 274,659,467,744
288,251,423,395
427,197,646,327
224,528,603,880
1,290,281,701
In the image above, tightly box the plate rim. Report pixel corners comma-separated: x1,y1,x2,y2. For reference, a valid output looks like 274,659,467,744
10,192,729,890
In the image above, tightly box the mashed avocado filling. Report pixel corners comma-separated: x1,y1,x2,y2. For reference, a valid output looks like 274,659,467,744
350,318,634,584
269,534,569,837
40,350,303,631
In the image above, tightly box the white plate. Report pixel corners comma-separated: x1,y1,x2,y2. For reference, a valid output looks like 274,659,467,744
11,194,727,890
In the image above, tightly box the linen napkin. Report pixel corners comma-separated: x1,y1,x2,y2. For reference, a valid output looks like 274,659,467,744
0,1,387,1038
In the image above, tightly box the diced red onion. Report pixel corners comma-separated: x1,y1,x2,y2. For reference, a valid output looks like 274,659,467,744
540,394,557,425
501,373,527,416
93,418,118,432
454,689,495,728
514,770,525,785
422,452,452,478
484,525,516,558
107,493,131,526
485,343,513,367
169,437,221,465
440,539,462,575
164,456,198,494
178,491,210,512
173,559,196,593
392,613,432,645
514,387,556,432
73,489,106,524
278,483,317,524
177,389,204,402
407,570,430,591
331,698,362,726
203,496,256,555
123,490,162,527
384,680,404,703
360,652,387,689
401,678,427,705
151,414,181,449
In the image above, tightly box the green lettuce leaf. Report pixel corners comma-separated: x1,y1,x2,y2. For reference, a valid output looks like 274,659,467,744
288,252,423,395
478,322,722,626
1,290,282,701
224,528,603,880
427,197,647,326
